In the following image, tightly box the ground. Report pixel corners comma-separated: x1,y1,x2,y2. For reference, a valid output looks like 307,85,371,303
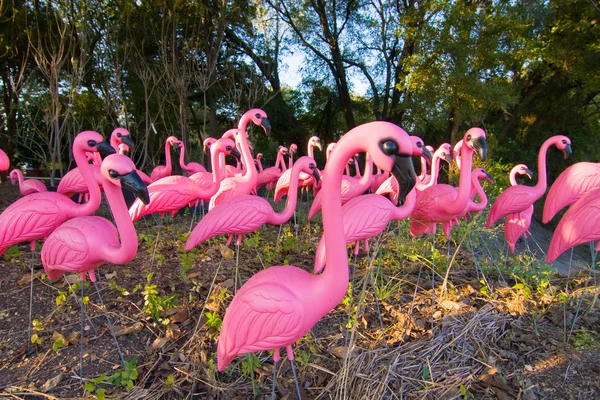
0,181,599,399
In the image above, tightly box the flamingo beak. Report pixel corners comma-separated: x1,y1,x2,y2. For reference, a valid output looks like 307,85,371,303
444,153,453,163
120,170,150,205
563,144,572,159
261,118,272,135
471,137,487,161
484,170,495,184
97,141,117,157
122,134,135,151
525,168,535,180
391,155,416,206
231,148,242,161
174,141,182,152
421,146,432,164
311,166,321,185
315,139,323,151
247,138,255,150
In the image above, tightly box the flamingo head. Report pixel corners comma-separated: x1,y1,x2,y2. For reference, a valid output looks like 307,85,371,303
102,154,150,205
326,142,336,160
295,156,321,185
410,136,432,164
118,143,130,155
246,108,271,135
474,168,495,185
280,146,289,156
9,169,18,185
76,130,116,157
289,143,298,154
222,129,238,140
436,143,453,164
462,128,487,161
203,137,217,150
213,137,241,161
166,137,181,153
366,124,416,204
112,127,134,150
553,135,572,159
514,164,534,180
256,153,263,160
309,136,322,151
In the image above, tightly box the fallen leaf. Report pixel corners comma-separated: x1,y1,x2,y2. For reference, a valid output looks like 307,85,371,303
170,308,189,323
40,374,63,392
18,271,43,285
152,337,169,350
114,323,143,337
222,278,234,289
66,331,80,345
166,324,181,340
220,245,235,259
440,299,464,311
64,274,81,284
328,346,355,359
105,271,117,280
186,272,200,279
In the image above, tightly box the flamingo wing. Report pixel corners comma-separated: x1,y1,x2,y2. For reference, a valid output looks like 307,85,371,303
486,185,538,228
186,162,206,174
185,196,271,250
505,206,534,253
547,189,600,262
543,162,600,223
210,178,250,209
22,179,47,195
0,195,62,255
217,279,304,370
273,169,293,201
189,171,214,191
57,168,85,194
257,167,282,187
41,225,90,280
129,177,196,221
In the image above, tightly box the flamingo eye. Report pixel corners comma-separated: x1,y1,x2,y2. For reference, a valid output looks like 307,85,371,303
226,146,232,151
417,142,423,148
255,113,261,119
87,140,97,147
117,132,122,138
309,163,316,169
466,134,472,141
562,139,567,144
109,170,119,179
381,140,399,155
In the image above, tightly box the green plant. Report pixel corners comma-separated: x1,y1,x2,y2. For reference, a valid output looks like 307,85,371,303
84,373,107,400
108,279,130,296
573,328,599,350
205,311,222,333
3,245,20,262
179,247,197,276
106,357,139,391
141,273,178,326
479,279,493,299
31,319,44,345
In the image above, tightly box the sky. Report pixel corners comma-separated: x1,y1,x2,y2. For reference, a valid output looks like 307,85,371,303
279,51,370,96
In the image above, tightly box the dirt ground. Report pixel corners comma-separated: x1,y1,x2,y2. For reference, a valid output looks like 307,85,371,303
0,180,599,399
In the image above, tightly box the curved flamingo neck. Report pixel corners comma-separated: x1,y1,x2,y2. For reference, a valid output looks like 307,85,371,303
356,153,373,189
235,132,257,184
509,169,519,186
256,158,263,172
11,169,24,186
288,151,294,169
426,153,443,188
446,143,474,214
164,140,173,175
419,156,428,180
308,143,315,159
208,147,226,192
391,188,417,219
110,134,119,151
179,144,188,170
269,163,305,225
72,144,102,216
469,175,488,212
533,140,553,197
101,177,138,264
354,158,361,178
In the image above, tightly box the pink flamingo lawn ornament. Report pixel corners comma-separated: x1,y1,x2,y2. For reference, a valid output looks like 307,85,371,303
150,136,181,182
129,138,239,221
542,162,600,224
502,164,535,253
10,169,47,195
209,109,271,209
486,135,572,229
273,136,322,201
178,140,207,175
255,146,289,193
42,153,149,377
418,145,435,185
308,148,375,220
546,187,600,262
186,156,320,249
410,128,488,238
0,131,115,348
216,121,417,399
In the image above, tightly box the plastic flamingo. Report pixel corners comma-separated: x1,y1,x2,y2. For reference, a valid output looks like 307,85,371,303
209,109,271,209
185,157,320,249
0,131,114,256
314,187,417,272
255,153,263,172
150,136,181,182
41,153,149,375
374,136,433,203
486,135,572,228
546,187,600,262
129,138,239,221
216,122,416,400
542,162,600,223
179,140,207,175
256,146,289,193
308,148,376,220
274,136,322,201
10,169,47,195
418,145,435,185
504,164,535,253
410,128,488,238
288,143,298,169
0,148,9,174
118,143,152,184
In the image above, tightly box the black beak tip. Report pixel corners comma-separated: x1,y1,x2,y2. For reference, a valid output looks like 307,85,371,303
123,135,135,149
261,119,272,135
563,144,572,159
231,148,242,160
97,141,117,156
312,168,321,185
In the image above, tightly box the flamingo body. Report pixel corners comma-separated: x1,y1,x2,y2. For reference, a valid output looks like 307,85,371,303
542,162,600,223
0,148,9,171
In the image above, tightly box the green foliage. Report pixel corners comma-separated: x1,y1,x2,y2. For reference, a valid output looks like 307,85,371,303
2,246,20,262
107,358,139,391
573,328,599,350
141,273,178,326
241,354,261,378
205,311,222,333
